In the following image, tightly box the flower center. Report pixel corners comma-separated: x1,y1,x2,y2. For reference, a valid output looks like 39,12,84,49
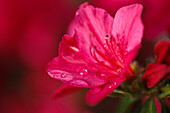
88,33,125,76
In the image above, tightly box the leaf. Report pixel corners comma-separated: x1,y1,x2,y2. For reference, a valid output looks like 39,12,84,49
166,95,170,98
108,89,132,97
115,97,135,113
141,97,157,113
159,86,170,98
159,98,170,113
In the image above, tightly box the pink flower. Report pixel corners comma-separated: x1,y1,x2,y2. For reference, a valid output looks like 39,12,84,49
92,0,170,39
142,40,170,88
46,3,144,105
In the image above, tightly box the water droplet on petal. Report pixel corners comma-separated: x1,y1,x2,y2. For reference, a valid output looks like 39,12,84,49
114,82,117,85
61,73,67,78
100,73,106,77
98,72,118,80
98,73,111,80
69,80,89,87
60,73,73,81
53,75,58,79
104,44,107,48
98,73,109,80
90,87,102,95
108,82,117,89
79,68,88,77
108,85,112,89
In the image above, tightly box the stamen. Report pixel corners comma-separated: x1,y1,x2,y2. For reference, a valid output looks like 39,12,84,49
105,35,110,39
88,33,124,74
90,45,119,71
105,37,124,68
95,49,122,69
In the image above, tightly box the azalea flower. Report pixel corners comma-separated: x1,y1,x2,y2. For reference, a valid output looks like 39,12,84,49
142,40,170,88
46,3,144,105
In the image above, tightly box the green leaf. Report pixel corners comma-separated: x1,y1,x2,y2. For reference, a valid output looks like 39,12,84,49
166,95,170,98
159,86,170,98
115,97,135,113
108,89,132,97
160,98,170,113
141,97,157,113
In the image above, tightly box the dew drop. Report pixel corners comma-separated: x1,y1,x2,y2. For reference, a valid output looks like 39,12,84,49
90,87,102,95
98,72,119,80
98,73,112,80
61,73,67,78
104,44,107,48
69,80,89,87
79,68,88,77
108,85,112,89
53,75,58,79
100,73,106,77
113,82,117,85
108,82,117,89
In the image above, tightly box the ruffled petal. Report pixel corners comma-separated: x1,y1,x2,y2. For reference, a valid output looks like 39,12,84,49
112,4,144,62
47,35,108,88
74,3,114,62
85,77,125,106
47,56,108,88
59,34,78,57
53,84,82,99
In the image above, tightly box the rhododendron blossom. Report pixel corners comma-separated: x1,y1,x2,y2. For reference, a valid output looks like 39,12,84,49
46,3,144,105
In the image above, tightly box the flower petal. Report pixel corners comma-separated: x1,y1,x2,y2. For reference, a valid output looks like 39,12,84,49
154,97,161,113
112,4,144,62
85,77,125,106
124,44,141,65
47,56,109,88
74,3,114,62
164,98,170,107
59,34,78,57
142,63,169,88
47,35,108,88
154,40,170,64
